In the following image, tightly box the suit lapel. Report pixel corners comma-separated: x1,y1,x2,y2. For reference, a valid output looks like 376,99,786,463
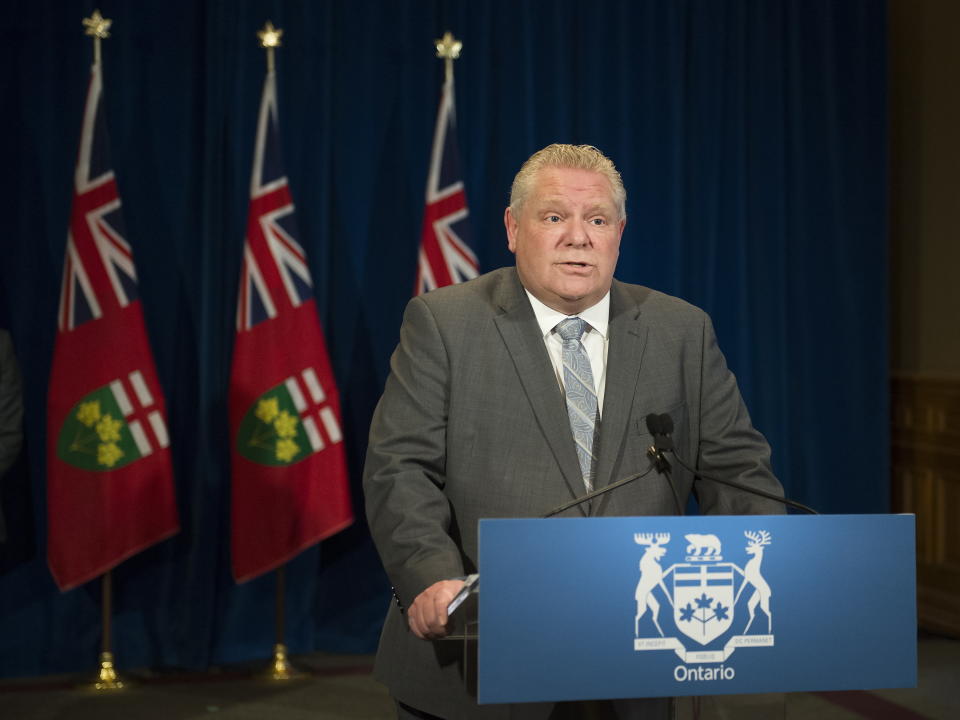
594,281,649,494
492,271,587,513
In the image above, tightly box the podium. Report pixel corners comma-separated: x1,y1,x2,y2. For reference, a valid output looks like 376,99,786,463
475,514,917,705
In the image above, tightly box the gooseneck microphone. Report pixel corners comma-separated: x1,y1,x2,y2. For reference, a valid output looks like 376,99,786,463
542,412,817,518
650,413,819,515
541,414,682,518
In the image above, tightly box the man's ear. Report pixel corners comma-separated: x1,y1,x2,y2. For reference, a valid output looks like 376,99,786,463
504,207,518,253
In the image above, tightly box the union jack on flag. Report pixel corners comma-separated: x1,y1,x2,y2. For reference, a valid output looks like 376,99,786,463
415,70,478,295
236,72,313,331
59,67,138,331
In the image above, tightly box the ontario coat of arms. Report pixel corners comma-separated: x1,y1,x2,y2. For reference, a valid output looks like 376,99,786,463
633,531,775,664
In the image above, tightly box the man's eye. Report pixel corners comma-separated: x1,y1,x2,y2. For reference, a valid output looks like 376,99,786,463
590,218,607,226
546,215,561,223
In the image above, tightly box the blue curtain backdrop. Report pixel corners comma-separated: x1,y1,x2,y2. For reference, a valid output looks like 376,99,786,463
0,0,886,678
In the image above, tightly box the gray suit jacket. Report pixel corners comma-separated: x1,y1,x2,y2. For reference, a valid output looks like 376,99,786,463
363,268,782,718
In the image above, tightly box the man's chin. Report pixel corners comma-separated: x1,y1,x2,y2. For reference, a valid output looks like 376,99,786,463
557,282,600,301
550,288,601,314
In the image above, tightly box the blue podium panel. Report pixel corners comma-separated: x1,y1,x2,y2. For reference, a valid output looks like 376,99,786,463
478,514,916,704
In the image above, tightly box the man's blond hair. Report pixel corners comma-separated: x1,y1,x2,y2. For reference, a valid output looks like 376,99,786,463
509,144,626,220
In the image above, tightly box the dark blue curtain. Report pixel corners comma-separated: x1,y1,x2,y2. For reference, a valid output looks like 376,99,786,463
0,0,887,678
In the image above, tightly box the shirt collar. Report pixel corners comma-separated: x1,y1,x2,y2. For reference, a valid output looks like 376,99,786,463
525,290,611,339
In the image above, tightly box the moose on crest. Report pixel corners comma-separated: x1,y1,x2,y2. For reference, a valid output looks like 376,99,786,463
633,532,675,637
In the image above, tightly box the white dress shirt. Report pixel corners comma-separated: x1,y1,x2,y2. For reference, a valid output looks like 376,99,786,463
524,290,610,418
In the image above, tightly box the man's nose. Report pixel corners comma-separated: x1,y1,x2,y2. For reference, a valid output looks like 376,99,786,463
564,218,590,247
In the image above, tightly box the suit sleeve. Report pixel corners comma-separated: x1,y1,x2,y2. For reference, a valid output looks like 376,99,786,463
363,297,465,608
693,316,785,515
0,331,24,478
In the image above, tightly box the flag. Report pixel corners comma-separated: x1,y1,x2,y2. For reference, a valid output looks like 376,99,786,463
415,70,478,294
47,64,178,591
229,71,352,583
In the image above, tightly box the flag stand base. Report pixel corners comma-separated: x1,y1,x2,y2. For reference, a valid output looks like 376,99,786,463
263,643,304,681
83,651,127,691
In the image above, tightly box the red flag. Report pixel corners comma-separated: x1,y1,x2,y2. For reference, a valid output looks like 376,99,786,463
229,71,352,583
47,65,179,591
415,70,478,294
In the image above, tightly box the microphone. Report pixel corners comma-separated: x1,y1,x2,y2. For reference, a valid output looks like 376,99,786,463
652,413,819,515
658,413,675,440
645,413,684,515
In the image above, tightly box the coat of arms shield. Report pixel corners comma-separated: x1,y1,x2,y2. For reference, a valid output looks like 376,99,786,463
672,563,736,645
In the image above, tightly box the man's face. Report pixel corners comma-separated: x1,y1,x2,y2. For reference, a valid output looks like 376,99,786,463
505,167,625,315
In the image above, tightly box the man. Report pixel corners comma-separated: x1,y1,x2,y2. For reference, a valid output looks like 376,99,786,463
0,329,24,544
364,145,783,719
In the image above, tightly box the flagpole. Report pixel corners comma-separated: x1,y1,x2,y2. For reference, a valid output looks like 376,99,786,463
82,9,111,69
428,27,474,660
258,20,282,76
77,10,125,692
253,20,302,681
435,31,462,87
88,570,125,690
264,565,303,680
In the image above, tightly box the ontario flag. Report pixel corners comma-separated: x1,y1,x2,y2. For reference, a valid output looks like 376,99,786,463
414,69,478,294
47,64,179,591
229,70,352,583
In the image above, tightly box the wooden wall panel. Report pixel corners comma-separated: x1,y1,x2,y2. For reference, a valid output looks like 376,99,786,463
892,375,960,637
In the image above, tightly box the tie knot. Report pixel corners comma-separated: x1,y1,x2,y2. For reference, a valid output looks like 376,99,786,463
556,317,586,343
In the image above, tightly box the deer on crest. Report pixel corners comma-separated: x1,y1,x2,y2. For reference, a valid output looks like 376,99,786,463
634,532,673,637
734,530,772,634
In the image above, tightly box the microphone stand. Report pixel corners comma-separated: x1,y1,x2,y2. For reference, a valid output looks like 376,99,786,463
646,442,685,516
542,466,656,518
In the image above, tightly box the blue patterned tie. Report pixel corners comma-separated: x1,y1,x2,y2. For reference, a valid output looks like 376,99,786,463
556,317,599,492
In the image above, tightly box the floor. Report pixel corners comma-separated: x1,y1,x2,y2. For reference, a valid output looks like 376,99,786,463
0,633,955,719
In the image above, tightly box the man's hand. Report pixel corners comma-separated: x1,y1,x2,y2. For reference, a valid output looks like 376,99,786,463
407,579,466,639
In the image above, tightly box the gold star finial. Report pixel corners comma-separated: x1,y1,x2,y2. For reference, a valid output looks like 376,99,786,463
258,21,283,49
82,9,112,40
435,31,462,61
